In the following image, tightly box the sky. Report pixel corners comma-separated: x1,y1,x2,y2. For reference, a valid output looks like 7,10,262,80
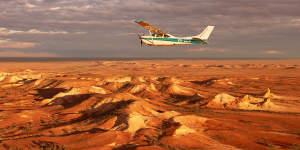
0,0,299,58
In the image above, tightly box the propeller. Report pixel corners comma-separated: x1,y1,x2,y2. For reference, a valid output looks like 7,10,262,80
138,34,143,47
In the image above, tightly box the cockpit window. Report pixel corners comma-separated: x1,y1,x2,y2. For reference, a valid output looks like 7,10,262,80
151,33,167,38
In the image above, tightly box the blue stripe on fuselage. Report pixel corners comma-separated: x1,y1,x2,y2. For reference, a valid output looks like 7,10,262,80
143,37,204,44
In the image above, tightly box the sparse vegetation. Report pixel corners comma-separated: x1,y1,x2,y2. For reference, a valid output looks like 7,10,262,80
238,119,253,124
8,146,23,150
256,138,276,149
287,131,300,137
19,124,33,134
290,145,300,150
33,141,68,150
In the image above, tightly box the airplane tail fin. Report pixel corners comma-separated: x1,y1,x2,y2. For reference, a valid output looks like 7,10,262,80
195,26,215,40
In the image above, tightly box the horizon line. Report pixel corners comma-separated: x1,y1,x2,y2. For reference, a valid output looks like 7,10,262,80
0,57,300,62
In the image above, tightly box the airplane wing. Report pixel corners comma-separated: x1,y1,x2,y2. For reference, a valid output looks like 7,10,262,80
135,20,169,37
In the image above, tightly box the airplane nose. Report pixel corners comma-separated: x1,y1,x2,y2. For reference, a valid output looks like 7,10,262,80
138,34,142,39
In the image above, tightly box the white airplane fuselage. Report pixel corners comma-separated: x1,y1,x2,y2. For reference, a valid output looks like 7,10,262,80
140,36,205,46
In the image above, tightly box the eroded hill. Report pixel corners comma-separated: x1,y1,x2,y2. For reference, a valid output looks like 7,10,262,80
0,60,300,150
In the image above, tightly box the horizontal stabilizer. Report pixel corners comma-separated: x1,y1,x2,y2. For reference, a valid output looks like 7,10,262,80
192,37,208,44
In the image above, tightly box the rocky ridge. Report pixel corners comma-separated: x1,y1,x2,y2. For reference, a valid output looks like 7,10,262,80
0,69,298,150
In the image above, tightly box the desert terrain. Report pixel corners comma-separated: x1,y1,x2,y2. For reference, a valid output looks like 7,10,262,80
0,59,300,150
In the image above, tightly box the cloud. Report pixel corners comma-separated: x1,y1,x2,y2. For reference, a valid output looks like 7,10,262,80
186,47,230,52
25,2,36,8
0,39,36,49
42,19,131,26
0,0,299,57
263,50,283,55
25,29,68,34
49,7,61,11
49,5,93,11
186,47,209,52
0,28,23,35
0,27,68,35
291,18,300,26
43,20,105,25
0,50,59,57
73,31,87,35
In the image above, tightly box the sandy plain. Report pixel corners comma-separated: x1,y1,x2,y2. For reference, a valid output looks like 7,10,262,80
0,59,300,150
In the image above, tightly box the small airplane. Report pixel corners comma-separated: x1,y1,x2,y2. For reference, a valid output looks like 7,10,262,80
135,20,215,46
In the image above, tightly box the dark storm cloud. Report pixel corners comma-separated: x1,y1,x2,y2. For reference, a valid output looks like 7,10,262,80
0,0,299,57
